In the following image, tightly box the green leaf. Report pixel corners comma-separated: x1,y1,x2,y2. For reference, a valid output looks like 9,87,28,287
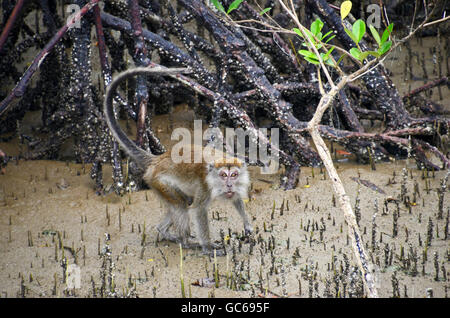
324,34,336,43
344,28,359,44
352,19,366,44
310,18,324,37
324,58,335,67
259,7,272,15
298,28,315,45
210,0,225,13
227,0,244,14
378,40,392,55
320,52,335,67
298,50,317,60
323,46,335,60
304,56,320,65
350,48,371,61
293,28,304,38
367,50,381,58
336,54,346,65
350,47,361,60
322,30,333,39
381,23,394,44
304,29,315,41
340,1,352,20
359,51,370,60
369,25,381,46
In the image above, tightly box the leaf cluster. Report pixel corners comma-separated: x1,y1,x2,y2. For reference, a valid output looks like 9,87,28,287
341,0,393,62
292,0,394,67
293,19,336,66
346,20,393,61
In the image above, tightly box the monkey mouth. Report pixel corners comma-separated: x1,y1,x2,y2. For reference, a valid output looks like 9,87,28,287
225,191,235,198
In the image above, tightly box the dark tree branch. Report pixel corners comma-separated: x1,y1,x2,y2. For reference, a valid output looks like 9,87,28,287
0,0,26,53
0,0,101,117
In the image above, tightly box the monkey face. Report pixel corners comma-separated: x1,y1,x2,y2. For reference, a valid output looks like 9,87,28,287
206,161,249,200
217,167,241,199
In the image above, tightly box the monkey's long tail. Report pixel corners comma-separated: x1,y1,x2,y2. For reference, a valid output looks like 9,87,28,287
103,66,189,168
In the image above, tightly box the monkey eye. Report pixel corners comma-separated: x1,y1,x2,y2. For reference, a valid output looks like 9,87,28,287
230,172,238,178
219,172,227,178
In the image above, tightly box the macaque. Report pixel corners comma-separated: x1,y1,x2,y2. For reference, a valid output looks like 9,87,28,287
103,67,252,255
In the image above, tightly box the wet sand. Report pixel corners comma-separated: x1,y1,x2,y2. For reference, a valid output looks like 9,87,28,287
0,158,448,298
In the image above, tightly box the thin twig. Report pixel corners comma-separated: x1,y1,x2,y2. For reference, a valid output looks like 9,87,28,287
423,15,450,27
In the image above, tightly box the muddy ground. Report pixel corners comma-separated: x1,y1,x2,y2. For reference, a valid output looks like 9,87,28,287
0,36,449,298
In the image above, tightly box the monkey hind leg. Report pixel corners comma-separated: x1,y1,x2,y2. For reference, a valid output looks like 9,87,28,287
172,207,195,248
157,206,199,249
156,211,178,243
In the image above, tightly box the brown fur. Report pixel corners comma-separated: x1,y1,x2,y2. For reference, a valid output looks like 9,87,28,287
213,158,243,169
143,148,209,192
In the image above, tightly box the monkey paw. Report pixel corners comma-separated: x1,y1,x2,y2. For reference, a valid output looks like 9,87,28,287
202,243,226,257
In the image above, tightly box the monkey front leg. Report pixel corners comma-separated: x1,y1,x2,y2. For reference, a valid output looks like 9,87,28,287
233,198,253,236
